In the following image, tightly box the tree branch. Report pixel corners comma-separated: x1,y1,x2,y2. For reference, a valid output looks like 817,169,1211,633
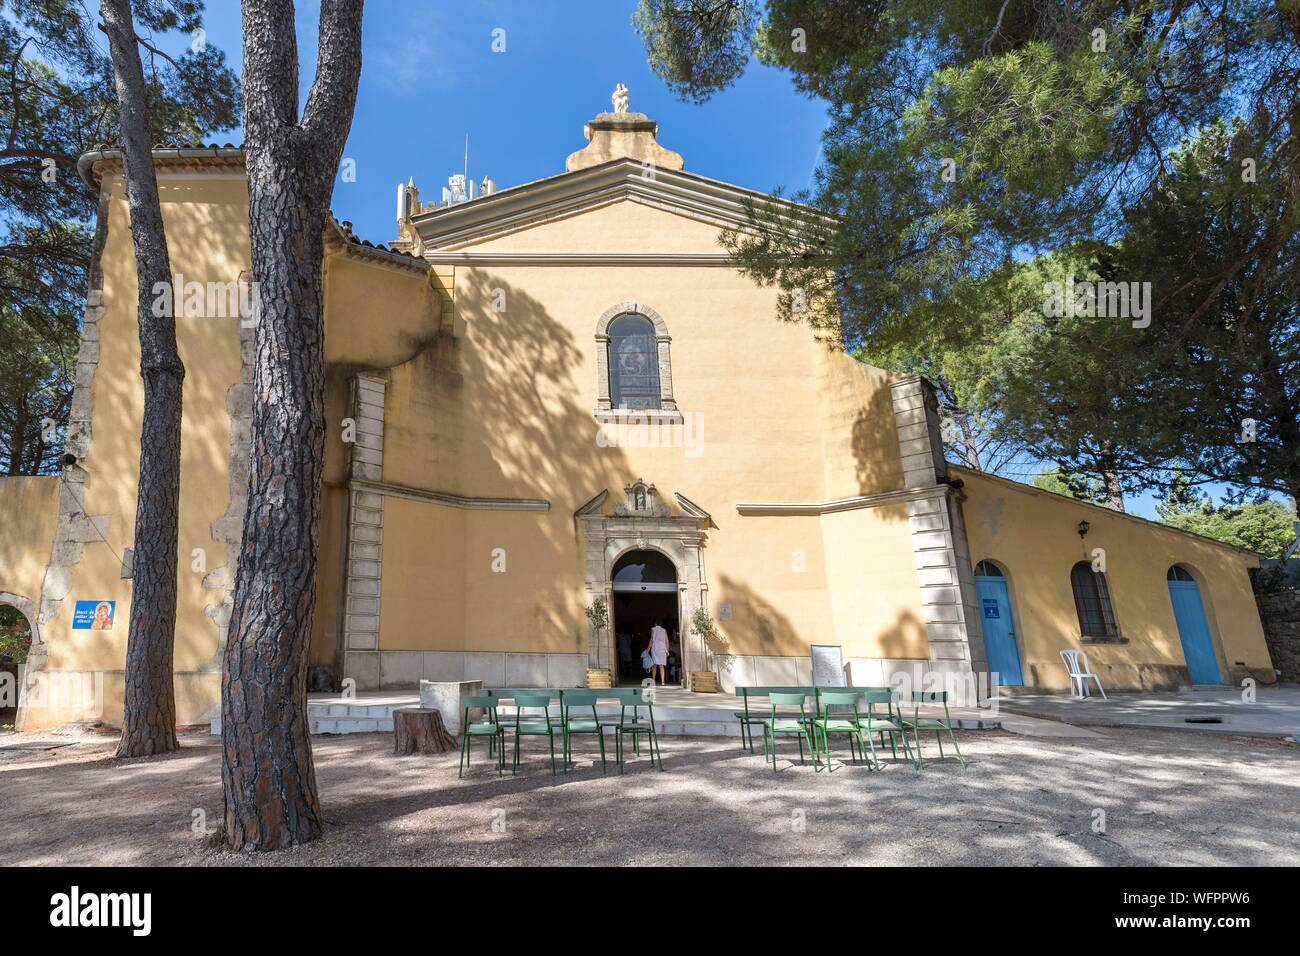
299,0,364,155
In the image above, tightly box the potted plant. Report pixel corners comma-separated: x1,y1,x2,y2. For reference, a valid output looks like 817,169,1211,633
689,607,728,689
584,596,610,671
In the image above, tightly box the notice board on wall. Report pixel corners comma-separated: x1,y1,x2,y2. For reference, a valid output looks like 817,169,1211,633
810,644,845,687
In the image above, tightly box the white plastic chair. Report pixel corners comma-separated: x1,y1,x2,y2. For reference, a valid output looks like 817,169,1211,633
1060,649,1107,699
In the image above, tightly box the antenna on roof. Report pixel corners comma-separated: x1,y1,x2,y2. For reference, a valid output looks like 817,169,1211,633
440,135,491,207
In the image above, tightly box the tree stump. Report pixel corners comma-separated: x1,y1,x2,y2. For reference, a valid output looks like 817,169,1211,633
393,708,457,755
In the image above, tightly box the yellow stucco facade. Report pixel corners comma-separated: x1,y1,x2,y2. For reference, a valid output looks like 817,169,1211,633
960,470,1272,691
0,109,1274,730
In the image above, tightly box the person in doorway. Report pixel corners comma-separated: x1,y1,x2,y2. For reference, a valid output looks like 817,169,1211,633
616,627,633,679
648,618,670,685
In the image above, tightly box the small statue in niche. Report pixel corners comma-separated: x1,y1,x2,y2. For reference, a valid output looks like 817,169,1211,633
614,479,668,516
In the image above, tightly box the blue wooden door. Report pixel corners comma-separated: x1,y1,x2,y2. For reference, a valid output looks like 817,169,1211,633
1167,580,1222,684
975,576,1023,686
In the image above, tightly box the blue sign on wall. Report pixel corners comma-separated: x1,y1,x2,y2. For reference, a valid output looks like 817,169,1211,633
982,598,1000,619
72,600,115,630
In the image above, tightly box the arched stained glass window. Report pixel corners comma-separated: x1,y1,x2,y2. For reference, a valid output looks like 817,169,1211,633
607,313,661,410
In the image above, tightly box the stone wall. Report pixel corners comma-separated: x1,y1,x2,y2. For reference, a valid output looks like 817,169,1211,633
1256,590,1300,682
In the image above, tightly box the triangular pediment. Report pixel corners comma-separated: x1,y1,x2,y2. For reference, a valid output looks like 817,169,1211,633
410,158,820,253
573,484,712,528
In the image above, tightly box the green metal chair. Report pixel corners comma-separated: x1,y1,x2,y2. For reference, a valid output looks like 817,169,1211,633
762,692,816,771
612,688,663,772
733,686,816,752
732,688,767,752
459,694,505,778
561,690,608,773
903,690,966,769
860,687,915,769
511,694,559,776
810,690,868,772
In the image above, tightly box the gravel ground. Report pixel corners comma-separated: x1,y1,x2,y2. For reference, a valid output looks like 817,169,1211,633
2,727,1297,866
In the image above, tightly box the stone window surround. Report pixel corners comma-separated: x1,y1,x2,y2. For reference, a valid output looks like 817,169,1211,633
593,301,680,421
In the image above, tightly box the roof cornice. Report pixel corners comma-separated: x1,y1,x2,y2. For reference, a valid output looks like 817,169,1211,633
419,251,736,266
409,158,826,251
325,218,430,275
77,145,245,187
949,465,1265,560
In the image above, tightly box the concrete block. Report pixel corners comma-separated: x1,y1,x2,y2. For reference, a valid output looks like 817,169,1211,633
922,603,962,623
909,514,946,533
343,650,381,689
345,595,379,616
920,586,961,606
714,655,753,692
423,651,466,682
348,577,380,597
349,542,380,561
380,651,424,687
346,631,378,650
917,567,957,587
464,652,506,687
546,654,587,688
505,653,547,687
753,655,799,686
912,531,952,552
418,679,484,735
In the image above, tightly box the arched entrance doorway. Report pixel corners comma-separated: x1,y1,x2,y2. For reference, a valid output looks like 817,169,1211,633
0,594,35,726
576,479,710,681
973,560,1023,686
1167,565,1223,685
611,550,680,686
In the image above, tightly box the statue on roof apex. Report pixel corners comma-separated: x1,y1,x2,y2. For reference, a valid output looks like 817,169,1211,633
612,83,629,113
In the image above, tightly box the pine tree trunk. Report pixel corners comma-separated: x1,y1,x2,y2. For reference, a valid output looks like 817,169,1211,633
9,399,26,476
102,0,183,758
221,0,364,851
1103,470,1125,513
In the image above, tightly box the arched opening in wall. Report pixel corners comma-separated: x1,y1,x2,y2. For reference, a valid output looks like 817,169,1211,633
611,549,680,687
973,560,1024,686
1070,561,1120,639
1166,564,1224,685
607,314,661,410
0,601,34,730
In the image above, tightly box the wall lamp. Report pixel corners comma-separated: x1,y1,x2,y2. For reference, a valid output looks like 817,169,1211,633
1077,519,1091,539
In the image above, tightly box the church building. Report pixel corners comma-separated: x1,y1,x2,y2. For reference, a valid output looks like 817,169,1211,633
1,92,1276,730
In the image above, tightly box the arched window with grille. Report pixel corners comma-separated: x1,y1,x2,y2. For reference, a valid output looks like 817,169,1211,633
1070,561,1119,638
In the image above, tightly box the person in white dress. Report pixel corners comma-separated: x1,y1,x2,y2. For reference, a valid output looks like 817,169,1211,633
648,619,670,686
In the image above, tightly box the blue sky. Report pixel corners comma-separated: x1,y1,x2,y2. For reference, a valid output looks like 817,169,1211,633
183,1,1225,520
194,0,827,244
